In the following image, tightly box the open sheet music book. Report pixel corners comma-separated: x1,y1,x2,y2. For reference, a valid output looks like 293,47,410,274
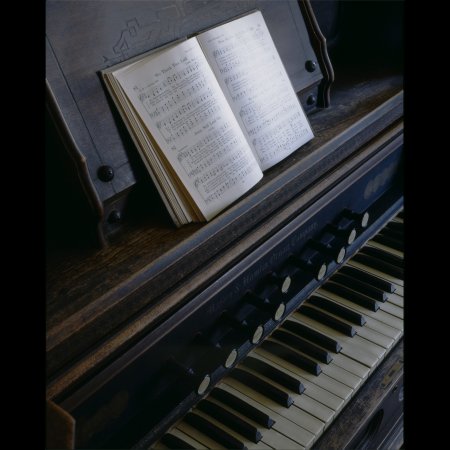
103,10,314,226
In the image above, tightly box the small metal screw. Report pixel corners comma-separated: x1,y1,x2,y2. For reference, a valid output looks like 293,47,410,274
306,94,316,106
108,210,122,224
98,165,115,182
305,60,317,72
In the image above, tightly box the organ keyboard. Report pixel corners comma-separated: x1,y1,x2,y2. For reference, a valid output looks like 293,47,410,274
46,128,404,449
153,214,403,450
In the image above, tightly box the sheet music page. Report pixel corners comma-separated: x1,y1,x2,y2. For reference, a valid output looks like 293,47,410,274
113,38,262,221
197,10,314,171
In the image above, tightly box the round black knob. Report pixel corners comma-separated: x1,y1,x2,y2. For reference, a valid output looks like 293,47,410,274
288,254,327,281
97,165,115,182
309,240,346,264
306,94,316,106
244,292,285,322
342,209,370,228
108,210,122,224
305,60,317,72
325,223,357,245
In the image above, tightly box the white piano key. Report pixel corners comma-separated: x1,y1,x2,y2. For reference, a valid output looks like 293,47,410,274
362,315,402,340
347,260,403,287
220,380,314,448
301,301,394,349
165,428,209,449
204,398,306,450
177,421,227,449
204,396,306,450
353,324,394,349
235,365,325,436
151,441,168,450
292,312,385,359
315,289,403,331
268,329,363,389
193,409,272,450
366,239,404,259
290,313,384,368
205,397,300,450
258,427,305,450
253,347,345,411
387,292,404,307
379,300,403,319
206,396,267,431
317,361,362,390
258,426,305,450
293,390,335,424
331,353,370,380
224,372,322,437
248,352,336,423
264,338,354,400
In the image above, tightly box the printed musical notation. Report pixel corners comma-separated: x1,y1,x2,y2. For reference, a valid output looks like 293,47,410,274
251,111,311,166
176,123,235,173
156,99,221,143
132,53,225,145
197,12,313,171
173,117,256,204
199,153,258,204
123,38,261,210
242,100,297,133
140,77,208,118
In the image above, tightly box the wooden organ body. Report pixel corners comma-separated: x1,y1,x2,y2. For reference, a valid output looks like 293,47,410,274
46,1,403,448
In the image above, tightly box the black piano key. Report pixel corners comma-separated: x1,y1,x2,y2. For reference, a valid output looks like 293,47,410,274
330,273,388,302
380,227,403,242
184,412,247,450
322,281,380,312
370,234,403,253
361,246,403,269
299,305,357,337
282,320,342,353
339,265,396,293
197,399,262,443
229,368,294,407
261,340,322,376
161,433,195,449
242,356,306,394
307,295,366,326
386,221,403,233
352,253,403,279
210,388,275,429
273,329,332,364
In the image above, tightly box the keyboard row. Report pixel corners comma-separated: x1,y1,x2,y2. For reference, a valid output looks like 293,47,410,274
153,213,404,450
